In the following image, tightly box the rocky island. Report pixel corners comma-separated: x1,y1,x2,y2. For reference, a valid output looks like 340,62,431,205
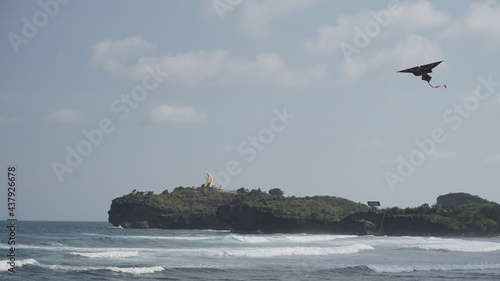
108,187,500,237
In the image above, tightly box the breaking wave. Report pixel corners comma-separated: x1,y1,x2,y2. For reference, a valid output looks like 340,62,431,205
69,251,139,258
227,234,356,243
408,239,500,252
44,264,164,274
0,258,39,271
367,262,500,273
212,243,374,257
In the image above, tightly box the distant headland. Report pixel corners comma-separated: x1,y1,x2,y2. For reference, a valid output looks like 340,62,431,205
108,187,500,237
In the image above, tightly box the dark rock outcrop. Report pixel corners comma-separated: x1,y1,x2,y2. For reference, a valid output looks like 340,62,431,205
108,201,231,230
334,212,464,236
216,203,336,233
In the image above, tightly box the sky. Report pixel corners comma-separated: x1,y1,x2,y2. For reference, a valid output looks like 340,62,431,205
1,0,500,221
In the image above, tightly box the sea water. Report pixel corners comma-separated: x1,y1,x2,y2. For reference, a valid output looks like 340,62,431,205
1,221,500,280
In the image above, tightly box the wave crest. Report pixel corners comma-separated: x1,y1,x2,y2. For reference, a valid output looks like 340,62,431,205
215,243,373,257
0,258,39,271
368,263,500,273
69,251,139,258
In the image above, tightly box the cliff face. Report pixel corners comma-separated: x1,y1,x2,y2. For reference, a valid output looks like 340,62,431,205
108,200,231,229
332,212,464,236
215,208,472,236
108,187,236,229
216,203,336,233
335,208,500,237
215,194,369,233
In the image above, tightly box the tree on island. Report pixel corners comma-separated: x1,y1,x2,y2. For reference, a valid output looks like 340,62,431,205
173,186,185,192
249,188,265,196
237,187,249,194
268,188,284,197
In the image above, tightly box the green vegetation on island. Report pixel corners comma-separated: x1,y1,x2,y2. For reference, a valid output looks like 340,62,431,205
108,188,500,236
108,186,368,230
113,186,236,217
229,187,369,222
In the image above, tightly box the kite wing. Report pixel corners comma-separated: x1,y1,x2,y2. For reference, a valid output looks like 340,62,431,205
418,61,442,73
397,61,446,89
397,66,422,75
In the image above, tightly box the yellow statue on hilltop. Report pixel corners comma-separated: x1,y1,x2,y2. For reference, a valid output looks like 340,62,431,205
204,172,215,187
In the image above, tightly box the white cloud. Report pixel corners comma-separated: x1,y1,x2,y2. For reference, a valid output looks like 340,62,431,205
0,116,21,124
378,34,445,65
43,109,85,123
91,36,327,87
340,34,445,80
91,35,157,80
303,17,358,54
147,104,206,124
391,1,450,31
215,52,327,87
443,0,500,48
303,0,449,55
238,0,320,38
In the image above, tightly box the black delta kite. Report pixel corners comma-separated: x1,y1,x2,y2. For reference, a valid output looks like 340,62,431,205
398,61,447,89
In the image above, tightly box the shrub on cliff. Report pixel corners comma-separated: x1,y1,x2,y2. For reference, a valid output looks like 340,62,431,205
228,194,369,222
268,188,284,197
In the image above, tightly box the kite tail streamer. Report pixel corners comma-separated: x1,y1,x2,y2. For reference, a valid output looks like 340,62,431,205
428,82,447,89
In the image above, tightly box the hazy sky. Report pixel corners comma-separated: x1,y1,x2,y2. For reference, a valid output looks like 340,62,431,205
2,0,500,221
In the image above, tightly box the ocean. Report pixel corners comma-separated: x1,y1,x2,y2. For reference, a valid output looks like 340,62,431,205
1,221,500,280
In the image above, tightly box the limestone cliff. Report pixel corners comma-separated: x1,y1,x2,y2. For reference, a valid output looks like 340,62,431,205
216,203,338,233
108,200,230,229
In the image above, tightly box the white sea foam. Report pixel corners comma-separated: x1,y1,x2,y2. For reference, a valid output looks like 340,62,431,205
283,234,356,243
15,244,145,254
214,243,374,257
229,235,272,243
44,264,164,274
116,235,212,241
69,250,139,258
107,225,123,229
410,239,500,252
106,266,164,274
228,234,356,243
0,258,39,270
364,236,500,253
368,262,500,273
